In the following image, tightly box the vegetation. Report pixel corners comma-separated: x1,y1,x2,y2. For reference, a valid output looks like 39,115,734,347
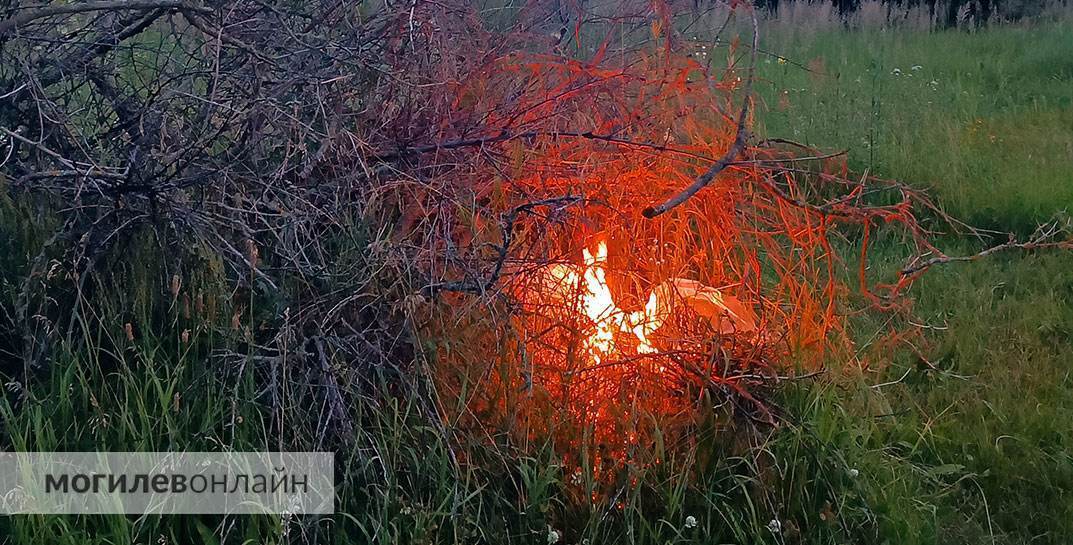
1,5,1071,545
758,18,1073,230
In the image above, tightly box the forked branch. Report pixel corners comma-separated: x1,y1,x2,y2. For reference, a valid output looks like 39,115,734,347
901,221,1073,277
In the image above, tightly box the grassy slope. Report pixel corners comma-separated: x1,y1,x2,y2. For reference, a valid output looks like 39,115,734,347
0,21,1071,545
754,21,1073,544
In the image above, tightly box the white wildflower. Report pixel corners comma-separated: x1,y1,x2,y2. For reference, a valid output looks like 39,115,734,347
547,527,561,544
891,68,902,76
766,519,782,534
570,468,583,485
684,515,698,529
848,468,860,478
911,65,923,71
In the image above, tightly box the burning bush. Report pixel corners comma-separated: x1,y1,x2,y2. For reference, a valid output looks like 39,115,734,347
392,5,928,480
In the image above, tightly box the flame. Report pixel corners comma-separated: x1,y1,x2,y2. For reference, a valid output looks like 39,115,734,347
537,241,757,365
581,243,618,363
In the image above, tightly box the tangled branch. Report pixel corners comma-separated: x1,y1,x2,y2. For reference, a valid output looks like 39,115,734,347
1,0,1069,468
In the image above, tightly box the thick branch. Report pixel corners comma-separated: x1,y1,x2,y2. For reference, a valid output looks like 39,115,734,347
0,1,210,36
642,4,760,219
33,9,173,92
641,102,751,218
369,129,717,164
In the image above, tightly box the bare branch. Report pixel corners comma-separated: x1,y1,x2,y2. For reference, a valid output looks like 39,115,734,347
901,225,1073,277
425,196,583,295
642,4,760,219
0,1,210,36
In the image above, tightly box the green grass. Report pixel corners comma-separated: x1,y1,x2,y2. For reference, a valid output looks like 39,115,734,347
756,21,1073,231
1,19,1072,545
753,21,1073,543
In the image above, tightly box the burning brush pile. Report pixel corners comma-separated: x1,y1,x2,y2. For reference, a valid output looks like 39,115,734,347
397,5,940,476
10,0,1064,485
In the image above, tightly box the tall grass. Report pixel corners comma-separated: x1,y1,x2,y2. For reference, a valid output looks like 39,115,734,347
756,19,1073,231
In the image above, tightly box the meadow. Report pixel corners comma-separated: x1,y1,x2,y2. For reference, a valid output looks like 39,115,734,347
1,9,1071,545
755,18,1073,543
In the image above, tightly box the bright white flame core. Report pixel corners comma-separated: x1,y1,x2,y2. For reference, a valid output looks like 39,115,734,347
538,241,756,365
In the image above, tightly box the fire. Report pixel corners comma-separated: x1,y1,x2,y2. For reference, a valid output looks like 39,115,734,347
540,243,624,365
580,243,619,363
422,20,853,490
537,241,758,365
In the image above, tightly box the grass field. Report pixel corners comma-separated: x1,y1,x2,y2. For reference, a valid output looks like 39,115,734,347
753,19,1073,544
1,15,1071,545
757,21,1073,230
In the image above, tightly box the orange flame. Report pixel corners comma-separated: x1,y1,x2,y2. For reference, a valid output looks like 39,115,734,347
537,241,758,365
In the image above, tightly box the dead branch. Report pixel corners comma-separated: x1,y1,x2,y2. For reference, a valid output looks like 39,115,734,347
642,4,760,219
901,221,1073,277
425,195,583,295
0,1,210,36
